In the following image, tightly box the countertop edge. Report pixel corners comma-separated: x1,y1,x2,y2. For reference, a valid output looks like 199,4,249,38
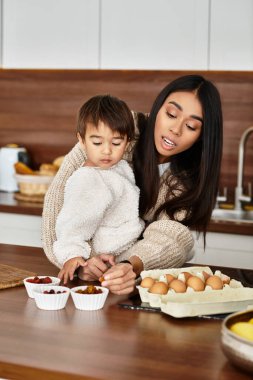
0,192,252,236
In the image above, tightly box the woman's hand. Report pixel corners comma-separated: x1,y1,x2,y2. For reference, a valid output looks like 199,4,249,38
101,263,137,295
78,254,115,281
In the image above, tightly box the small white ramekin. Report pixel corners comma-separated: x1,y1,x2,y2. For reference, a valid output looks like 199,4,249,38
70,286,109,311
33,285,70,310
23,276,60,298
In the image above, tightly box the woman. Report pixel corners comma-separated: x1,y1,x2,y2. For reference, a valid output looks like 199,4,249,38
42,74,223,295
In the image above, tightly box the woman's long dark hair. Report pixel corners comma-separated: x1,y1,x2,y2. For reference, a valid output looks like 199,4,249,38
133,75,223,240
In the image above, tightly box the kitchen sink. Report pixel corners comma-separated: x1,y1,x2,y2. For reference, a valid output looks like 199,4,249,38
211,208,253,223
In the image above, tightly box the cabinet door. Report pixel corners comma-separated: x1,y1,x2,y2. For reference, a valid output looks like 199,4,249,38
0,213,42,247
100,0,209,70
210,0,253,70
2,0,99,68
189,232,253,270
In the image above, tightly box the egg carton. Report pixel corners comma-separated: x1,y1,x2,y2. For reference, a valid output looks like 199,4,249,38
160,287,253,318
137,266,253,317
140,266,213,281
138,266,213,303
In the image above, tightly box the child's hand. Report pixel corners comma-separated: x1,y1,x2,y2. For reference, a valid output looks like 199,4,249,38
78,254,115,281
58,257,86,284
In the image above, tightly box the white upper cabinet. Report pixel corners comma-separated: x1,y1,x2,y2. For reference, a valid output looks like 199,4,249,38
2,0,99,69
1,0,252,70
100,0,209,70
209,0,253,70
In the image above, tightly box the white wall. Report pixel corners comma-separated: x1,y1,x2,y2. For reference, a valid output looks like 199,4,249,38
1,0,253,70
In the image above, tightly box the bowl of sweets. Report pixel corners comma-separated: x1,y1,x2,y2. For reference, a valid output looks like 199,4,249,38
33,285,70,310
23,276,60,298
70,285,109,311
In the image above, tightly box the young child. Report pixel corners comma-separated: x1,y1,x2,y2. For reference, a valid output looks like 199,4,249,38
53,95,144,283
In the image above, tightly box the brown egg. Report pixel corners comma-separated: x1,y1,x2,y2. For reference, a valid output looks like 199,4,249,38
169,279,187,293
206,275,223,290
202,271,211,281
165,274,175,284
140,277,155,289
187,276,205,292
149,281,169,295
181,272,192,281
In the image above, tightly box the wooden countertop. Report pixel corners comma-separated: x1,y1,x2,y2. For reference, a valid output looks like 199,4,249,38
0,191,252,235
0,243,252,380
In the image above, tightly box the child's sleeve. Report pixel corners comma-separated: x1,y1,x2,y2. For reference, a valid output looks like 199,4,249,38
53,169,112,267
42,143,85,268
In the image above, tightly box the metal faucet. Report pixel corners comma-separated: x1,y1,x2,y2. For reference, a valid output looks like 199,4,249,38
215,187,227,208
235,126,253,210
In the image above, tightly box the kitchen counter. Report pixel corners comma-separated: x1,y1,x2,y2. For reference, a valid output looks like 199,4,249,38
0,243,252,380
0,191,42,216
0,191,252,235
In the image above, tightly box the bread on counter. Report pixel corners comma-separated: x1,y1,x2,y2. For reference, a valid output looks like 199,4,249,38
39,164,58,176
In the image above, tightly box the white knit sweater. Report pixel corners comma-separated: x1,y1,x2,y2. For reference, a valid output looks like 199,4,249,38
42,143,194,269
53,160,144,266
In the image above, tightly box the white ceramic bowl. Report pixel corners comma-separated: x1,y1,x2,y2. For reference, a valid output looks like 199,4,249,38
221,309,253,374
33,285,70,310
23,276,60,298
70,285,109,311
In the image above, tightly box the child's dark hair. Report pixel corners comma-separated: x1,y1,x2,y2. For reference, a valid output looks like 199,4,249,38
77,95,135,141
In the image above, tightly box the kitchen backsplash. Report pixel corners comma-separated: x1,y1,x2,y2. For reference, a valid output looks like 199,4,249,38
0,69,252,197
